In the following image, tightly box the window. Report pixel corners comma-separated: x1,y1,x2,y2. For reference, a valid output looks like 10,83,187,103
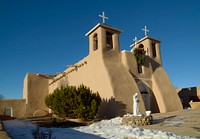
138,44,144,49
138,65,143,74
136,44,144,74
106,32,113,49
4,107,13,117
93,34,98,51
152,43,157,57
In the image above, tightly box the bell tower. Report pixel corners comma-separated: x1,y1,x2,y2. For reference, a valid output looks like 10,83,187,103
85,12,122,55
139,36,162,65
85,23,122,55
130,26,162,65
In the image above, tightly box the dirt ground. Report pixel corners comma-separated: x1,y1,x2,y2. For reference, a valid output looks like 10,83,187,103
143,109,200,138
0,121,11,139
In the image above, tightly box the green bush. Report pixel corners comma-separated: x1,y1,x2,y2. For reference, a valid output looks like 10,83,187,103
133,48,146,66
45,84,101,120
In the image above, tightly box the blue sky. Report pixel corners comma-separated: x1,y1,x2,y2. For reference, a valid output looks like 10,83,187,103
0,0,200,99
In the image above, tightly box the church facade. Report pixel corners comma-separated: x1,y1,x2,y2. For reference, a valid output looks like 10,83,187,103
0,23,183,118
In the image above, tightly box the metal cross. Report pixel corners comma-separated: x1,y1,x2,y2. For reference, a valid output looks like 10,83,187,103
133,37,138,46
99,11,108,23
130,36,138,52
142,26,149,36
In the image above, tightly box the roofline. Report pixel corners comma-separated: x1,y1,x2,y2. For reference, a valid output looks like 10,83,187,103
85,23,123,36
139,36,161,43
130,36,161,48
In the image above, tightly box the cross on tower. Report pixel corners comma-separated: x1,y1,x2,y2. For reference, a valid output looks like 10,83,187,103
142,26,149,36
130,36,138,52
99,11,109,23
130,36,138,48
133,37,138,46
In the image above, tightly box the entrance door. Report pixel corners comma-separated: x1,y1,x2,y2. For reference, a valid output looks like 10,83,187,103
141,92,150,111
137,81,151,111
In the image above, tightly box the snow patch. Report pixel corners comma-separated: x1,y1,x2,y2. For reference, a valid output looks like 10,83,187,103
3,117,197,139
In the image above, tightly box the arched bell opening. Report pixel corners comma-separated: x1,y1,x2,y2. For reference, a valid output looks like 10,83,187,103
106,32,113,49
93,33,98,51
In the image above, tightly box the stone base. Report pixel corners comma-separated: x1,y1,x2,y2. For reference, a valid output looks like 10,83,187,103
122,115,153,126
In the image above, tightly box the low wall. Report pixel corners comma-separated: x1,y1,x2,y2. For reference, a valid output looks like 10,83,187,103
189,102,200,109
0,99,26,118
122,115,153,126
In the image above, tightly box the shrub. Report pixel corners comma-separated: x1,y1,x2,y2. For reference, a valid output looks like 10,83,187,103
45,84,101,120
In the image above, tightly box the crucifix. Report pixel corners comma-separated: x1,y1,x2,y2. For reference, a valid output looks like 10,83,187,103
130,36,138,47
142,26,149,36
99,11,109,23
133,36,138,46
130,36,138,52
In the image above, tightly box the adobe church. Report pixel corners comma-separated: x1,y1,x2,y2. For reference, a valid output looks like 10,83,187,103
0,13,183,118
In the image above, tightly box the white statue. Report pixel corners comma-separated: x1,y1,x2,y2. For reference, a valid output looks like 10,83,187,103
133,93,141,116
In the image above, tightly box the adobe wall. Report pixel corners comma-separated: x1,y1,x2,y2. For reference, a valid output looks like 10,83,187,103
121,50,154,112
189,102,200,109
49,49,146,118
49,53,121,118
121,51,153,80
103,50,146,115
121,50,138,75
198,87,200,95
23,73,49,117
49,53,114,99
0,99,26,117
152,67,182,113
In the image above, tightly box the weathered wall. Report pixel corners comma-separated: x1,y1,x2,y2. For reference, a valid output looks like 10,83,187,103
49,54,123,118
104,50,146,115
121,51,152,82
23,73,49,117
49,49,147,118
49,54,114,99
152,67,183,113
121,50,138,75
121,50,154,113
0,99,26,117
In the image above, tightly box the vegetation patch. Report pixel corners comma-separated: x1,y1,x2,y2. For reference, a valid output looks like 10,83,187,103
133,48,146,66
45,84,101,121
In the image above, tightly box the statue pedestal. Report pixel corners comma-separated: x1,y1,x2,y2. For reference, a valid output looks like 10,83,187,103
122,115,153,126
